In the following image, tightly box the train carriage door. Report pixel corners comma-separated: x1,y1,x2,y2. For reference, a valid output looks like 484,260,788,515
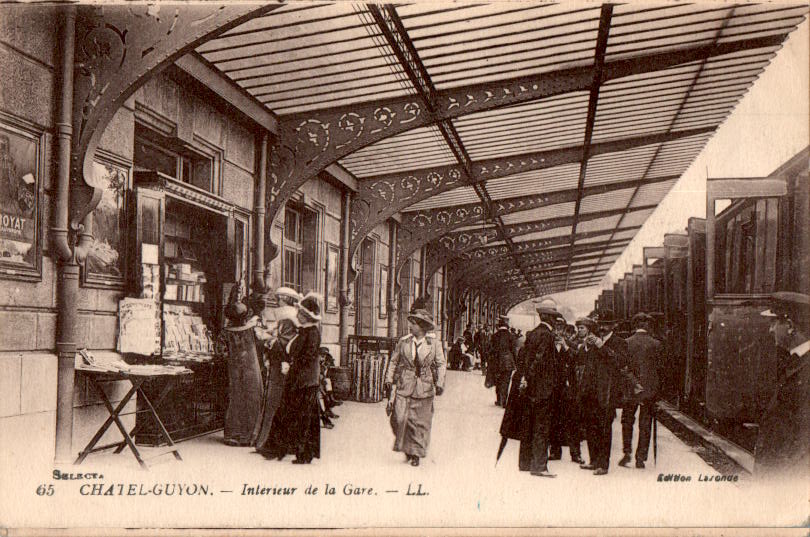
686,219,707,417
705,176,787,446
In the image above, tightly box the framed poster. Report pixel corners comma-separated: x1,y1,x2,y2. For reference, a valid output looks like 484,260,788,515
325,242,339,313
378,264,388,319
82,151,130,288
0,113,44,281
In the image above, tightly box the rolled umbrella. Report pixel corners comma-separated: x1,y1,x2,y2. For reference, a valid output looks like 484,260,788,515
495,436,509,466
495,373,518,466
653,405,658,465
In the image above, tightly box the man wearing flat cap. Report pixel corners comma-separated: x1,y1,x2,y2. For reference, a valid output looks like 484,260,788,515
619,312,662,469
754,291,810,481
513,298,561,477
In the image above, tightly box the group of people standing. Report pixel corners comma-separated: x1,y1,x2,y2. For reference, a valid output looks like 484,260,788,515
221,286,332,465
494,299,662,478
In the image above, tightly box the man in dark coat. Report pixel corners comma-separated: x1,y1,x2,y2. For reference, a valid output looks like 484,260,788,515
463,324,474,351
473,327,484,369
479,326,491,376
579,310,639,475
549,316,584,463
548,316,568,461
490,316,515,407
755,292,810,482
515,300,560,477
619,312,663,469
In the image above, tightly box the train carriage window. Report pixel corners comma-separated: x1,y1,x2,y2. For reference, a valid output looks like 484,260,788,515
715,198,779,295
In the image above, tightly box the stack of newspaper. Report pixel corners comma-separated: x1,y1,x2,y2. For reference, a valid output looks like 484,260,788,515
77,349,191,376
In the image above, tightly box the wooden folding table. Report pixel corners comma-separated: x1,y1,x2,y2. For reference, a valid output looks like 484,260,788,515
74,367,192,470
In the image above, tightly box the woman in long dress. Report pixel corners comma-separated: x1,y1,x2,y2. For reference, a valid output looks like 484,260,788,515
250,288,299,453
222,298,264,446
384,307,447,466
261,292,323,464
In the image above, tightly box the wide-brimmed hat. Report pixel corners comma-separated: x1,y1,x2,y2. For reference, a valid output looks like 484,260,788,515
761,291,810,319
497,314,510,328
575,316,596,329
535,297,559,316
408,308,435,331
632,312,653,326
298,292,322,322
225,301,251,327
275,286,302,302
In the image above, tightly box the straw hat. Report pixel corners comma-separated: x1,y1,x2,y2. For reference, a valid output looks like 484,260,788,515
535,297,559,316
275,286,302,302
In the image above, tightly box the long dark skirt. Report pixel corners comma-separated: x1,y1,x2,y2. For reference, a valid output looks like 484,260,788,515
224,328,264,446
251,345,287,451
262,386,321,461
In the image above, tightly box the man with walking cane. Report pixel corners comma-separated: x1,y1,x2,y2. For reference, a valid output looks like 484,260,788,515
619,313,663,469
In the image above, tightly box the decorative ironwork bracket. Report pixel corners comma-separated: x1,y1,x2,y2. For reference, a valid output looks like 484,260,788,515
457,243,630,289
352,127,711,273
423,204,654,285
394,174,678,270
71,4,280,237
480,271,600,300
485,268,603,294
449,226,640,280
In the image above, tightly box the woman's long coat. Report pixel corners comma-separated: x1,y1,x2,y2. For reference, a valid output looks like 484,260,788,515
385,333,447,457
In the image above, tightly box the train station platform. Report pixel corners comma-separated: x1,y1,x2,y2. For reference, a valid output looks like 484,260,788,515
5,369,806,529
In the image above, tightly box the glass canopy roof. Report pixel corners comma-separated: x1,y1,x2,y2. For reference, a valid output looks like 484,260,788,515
197,2,807,303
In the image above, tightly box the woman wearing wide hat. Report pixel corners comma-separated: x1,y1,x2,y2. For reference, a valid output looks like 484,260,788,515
384,304,447,466
222,288,264,446
269,293,321,464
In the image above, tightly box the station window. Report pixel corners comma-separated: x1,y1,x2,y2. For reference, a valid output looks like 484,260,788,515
283,208,303,293
134,126,214,192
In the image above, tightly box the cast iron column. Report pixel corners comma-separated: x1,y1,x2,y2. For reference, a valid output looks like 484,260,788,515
253,133,268,292
387,220,398,338
338,190,352,365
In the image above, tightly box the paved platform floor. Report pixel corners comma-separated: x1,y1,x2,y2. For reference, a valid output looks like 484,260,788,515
1,370,806,529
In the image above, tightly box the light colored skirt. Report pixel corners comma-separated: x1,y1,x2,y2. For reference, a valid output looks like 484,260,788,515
390,395,434,458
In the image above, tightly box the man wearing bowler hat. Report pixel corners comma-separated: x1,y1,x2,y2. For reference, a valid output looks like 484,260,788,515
619,312,662,469
755,291,810,481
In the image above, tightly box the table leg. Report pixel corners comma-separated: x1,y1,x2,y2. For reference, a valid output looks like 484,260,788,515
97,379,148,469
75,379,139,466
138,386,183,461
113,378,175,454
